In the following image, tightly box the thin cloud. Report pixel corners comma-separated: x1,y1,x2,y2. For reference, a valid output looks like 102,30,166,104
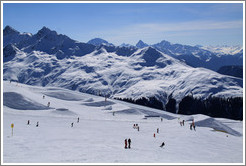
92,20,242,45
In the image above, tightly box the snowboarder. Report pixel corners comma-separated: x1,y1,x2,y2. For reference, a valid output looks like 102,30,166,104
36,121,39,127
47,102,50,107
125,139,127,149
27,120,30,125
128,138,131,149
157,128,159,133
160,142,165,148
77,117,79,123
71,123,74,127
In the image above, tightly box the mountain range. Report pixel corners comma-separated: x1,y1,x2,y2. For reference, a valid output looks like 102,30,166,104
3,26,243,115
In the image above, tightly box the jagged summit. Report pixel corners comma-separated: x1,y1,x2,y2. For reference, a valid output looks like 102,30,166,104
3,25,19,35
36,26,57,37
136,40,148,48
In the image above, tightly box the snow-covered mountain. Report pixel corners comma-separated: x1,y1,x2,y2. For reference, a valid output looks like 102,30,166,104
3,26,243,116
87,38,114,47
136,40,149,48
151,40,243,71
201,45,243,55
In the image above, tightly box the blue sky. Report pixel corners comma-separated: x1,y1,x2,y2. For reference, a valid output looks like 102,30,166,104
3,2,244,46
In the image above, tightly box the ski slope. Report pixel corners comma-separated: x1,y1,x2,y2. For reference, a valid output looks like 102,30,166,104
2,81,244,163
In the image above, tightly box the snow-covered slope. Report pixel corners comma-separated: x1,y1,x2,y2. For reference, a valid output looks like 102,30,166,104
87,38,114,47
2,81,243,163
201,45,243,55
3,26,243,112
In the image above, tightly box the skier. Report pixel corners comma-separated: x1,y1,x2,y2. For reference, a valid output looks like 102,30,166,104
182,120,185,126
137,126,139,131
71,123,74,127
128,138,131,149
161,118,163,122
77,117,79,123
154,133,156,138
36,121,39,127
47,102,50,107
43,95,45,99
160,142,165,148
125,139,128,149
190,124,192,130
192,120,196,131
157,128,159,133
27,120,30,125
133,124,136,129
112,112,115,116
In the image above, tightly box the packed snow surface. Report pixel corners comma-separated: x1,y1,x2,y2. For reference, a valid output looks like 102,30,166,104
3,81,243,163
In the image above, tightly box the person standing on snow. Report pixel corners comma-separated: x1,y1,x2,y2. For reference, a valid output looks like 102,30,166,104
125,139,128,149
77,117,79,123
128,138,131,149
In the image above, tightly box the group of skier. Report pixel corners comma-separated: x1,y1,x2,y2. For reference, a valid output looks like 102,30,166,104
71,117,80,127
133,124,140,131
190,120,196,131
124,138,131,149
27,120,39,127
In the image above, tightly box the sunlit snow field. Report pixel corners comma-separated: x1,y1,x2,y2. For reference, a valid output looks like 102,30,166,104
2,81,244,163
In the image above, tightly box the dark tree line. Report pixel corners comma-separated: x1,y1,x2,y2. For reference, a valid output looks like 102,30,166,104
114,96,164,110
115,95,243,120
178,95,243,120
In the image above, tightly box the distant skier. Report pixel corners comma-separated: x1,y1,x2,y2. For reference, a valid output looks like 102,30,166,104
43,95,45,99
182,120,185,126
154,133,156,138
160,142,165,148
133,124,136,129
47,102,50,107
137,126,139,131
27,120,30,125
157,128,159,133
36,121,39,127
190,124,192,130
125,139,127,149
128,138,131,149
161,118,163,122
77,117,79,123
71,123,74,127
112,112,115,116
192,120,196,131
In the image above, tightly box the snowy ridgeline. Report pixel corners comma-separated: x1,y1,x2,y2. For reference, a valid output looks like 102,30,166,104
3,81,243,163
